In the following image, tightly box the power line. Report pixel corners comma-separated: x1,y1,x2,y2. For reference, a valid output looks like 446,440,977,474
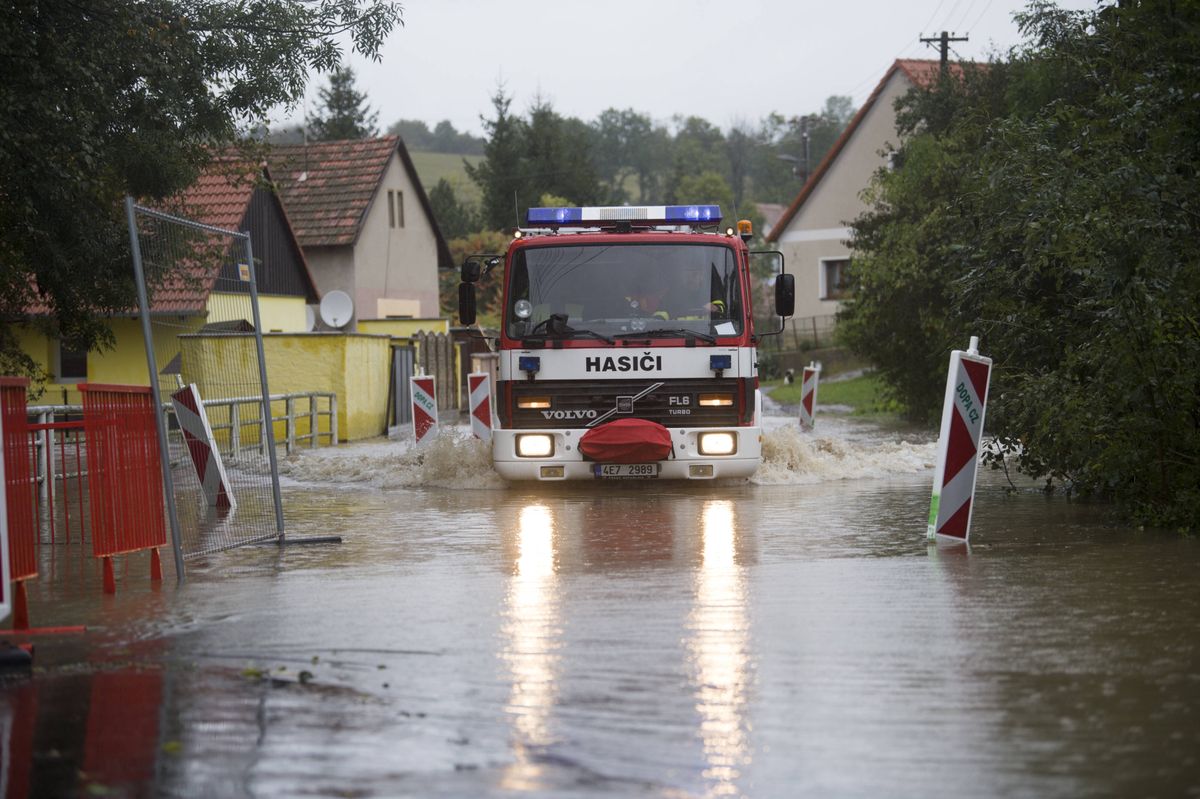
921,31,970,68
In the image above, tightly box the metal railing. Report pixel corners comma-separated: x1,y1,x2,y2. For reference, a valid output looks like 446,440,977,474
202,391,339,457
27,391,339,488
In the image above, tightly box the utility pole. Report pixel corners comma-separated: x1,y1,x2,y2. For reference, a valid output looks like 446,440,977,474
921,31,968,70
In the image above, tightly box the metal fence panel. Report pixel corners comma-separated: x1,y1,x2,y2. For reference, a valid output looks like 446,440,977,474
391,346,415,427
126,201,284,562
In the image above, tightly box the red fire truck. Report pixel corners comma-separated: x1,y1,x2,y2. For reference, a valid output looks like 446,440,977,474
459,204,794,481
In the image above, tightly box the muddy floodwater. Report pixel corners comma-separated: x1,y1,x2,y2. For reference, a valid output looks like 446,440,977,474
4,413,1199,798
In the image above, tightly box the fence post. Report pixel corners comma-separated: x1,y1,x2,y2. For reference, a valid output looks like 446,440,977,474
230,402,240,458
259,401,268,457
309,394,318,448
329,394,339,444
285,396,295,455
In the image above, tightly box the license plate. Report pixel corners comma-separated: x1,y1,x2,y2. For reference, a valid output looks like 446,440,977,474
593,463,660,479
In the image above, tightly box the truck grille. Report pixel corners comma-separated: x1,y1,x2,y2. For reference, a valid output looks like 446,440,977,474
505,378,747,429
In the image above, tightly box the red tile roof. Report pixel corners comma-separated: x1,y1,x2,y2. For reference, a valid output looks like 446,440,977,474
147,160,264,314
267,136,453,267
767,59,967,242
268,137,395,247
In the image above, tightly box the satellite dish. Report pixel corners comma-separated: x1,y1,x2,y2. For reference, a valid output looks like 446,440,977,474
304,305,316,332
319,290,354,329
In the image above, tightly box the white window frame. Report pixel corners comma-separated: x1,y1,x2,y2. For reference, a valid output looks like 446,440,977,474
819,256,851,301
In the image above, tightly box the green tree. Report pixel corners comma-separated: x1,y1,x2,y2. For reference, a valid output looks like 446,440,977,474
465,86,528,230
390,118,434,148
589,108,670,203
309,66,379,140
665,116,726,203
0,0,400,375
428,178,476,239
525,98,598,207
842,0,1200,528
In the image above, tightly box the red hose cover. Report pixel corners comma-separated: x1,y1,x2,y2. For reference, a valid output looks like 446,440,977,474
578,418,673,463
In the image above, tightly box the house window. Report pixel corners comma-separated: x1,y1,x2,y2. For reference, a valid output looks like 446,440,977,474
821,258,850,300
387,190,405,229
56,339,88,383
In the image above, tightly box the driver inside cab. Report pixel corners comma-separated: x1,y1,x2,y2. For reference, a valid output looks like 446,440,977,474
628,266,726,320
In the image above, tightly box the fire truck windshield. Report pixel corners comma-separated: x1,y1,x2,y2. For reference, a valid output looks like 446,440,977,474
506,243,743,339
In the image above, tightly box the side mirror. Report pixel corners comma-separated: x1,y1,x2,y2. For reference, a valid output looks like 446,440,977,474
775,273,795,318
458,282,477,325
461,254,503,283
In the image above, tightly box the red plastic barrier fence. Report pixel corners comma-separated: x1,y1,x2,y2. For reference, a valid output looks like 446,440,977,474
0,377,38,628
79,384,166,593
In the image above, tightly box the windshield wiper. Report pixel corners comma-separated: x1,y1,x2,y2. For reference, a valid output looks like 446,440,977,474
569,328,615,344
613,328,716,344
523,314,614,344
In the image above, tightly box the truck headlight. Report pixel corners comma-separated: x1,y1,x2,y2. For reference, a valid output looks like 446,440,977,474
697,432,736,456
516,434,554,458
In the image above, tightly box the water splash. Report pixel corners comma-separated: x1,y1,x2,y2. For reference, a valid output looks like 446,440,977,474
754,423,936,486
278,419,935,490
279,426,505,490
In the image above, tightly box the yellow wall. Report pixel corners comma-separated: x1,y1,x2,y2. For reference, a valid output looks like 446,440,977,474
16,295,308,405
16,316,203,405
179,332,391,442
206,293,308,333
357,317,449,337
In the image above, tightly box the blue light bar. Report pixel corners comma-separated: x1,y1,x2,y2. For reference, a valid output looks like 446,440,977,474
526,207,583,225
525,205,722,227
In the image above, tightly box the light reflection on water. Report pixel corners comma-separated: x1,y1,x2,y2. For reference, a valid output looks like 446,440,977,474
690,500,751,797
501,503,561,791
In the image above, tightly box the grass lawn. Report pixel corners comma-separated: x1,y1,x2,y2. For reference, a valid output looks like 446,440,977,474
408,151,483,205
764,371,903,417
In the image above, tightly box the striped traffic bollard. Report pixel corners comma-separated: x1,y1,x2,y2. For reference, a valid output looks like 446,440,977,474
411,376,438,446
468,373,493,442
171,384,236,509
799,361,821,431
927,336,992,542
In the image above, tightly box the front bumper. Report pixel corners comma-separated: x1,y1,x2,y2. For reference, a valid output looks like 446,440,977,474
491,426,762,481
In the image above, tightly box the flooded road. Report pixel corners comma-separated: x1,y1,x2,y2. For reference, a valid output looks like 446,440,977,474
5,414,1199,798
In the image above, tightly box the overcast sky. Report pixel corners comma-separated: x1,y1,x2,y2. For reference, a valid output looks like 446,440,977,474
275,0,1102,136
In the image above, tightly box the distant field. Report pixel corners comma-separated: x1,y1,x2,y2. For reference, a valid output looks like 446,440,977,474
408,151,482,205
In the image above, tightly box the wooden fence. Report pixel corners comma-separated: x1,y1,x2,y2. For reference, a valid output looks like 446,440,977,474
414,331,462,411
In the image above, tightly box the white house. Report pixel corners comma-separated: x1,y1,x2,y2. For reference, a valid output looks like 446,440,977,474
767,59,957,321
269,136,452,325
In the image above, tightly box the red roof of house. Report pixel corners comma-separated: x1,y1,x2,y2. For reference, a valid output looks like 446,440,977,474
766,59,967,242
149,160,318,314
22,159,317,319
144,160,259,314
267,136,452,267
